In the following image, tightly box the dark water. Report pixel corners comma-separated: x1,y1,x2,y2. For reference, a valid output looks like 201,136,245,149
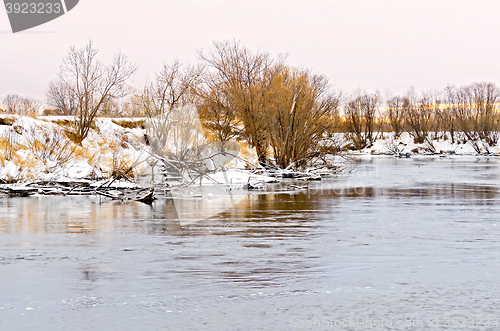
1,156,500,330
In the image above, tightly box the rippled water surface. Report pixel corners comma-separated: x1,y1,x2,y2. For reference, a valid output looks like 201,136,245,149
1,156,500,330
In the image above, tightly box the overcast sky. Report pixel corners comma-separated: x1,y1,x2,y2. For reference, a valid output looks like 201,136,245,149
1,0,500,101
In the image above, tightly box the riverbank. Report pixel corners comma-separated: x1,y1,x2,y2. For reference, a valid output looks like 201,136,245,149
0,114,265,184
0,115,150,183
342,131,500,156
1,114,499,183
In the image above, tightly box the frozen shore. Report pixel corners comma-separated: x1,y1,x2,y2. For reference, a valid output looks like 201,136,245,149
342,131,500,156
0,114,262,185
1,114,499,184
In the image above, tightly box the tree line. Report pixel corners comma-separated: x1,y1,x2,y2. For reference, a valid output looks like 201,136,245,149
1,40,500,169
345,83,500,154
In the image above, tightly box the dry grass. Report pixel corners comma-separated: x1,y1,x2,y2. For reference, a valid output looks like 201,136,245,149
0,115,151,182
0,128,19,163
50,118,76,127
110,151,137,181
23,126,80,166
112,119,146,130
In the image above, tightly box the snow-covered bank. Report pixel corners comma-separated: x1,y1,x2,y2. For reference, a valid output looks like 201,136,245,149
0,115,151,182
2,114,497,184
342,132,500,156
0,115,260,183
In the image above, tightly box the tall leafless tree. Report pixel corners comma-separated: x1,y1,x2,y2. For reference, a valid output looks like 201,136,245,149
198,40,277,164
47,41,137,144
140,60,202,118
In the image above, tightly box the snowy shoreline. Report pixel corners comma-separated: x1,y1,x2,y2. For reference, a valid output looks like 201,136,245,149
0,115,150,183
1,114,499,184
341,131,500,157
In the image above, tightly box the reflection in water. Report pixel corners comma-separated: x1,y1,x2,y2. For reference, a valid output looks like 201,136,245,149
1,157,500,330
169,187,249,227
316,183,499,202
1,180,497,234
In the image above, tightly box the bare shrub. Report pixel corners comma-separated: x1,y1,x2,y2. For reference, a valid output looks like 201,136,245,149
23,125,79,166
263,66,341,168
111,119,145,130
386,136,404,155
109,151,137,181
199,40,277,164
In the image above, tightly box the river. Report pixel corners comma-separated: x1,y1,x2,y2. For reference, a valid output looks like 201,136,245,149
1,156,499,330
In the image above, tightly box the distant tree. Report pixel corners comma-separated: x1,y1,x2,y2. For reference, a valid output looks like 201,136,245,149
140,60,202,118
386,95,404,138
47,41,137,144
444,82,500,152
345,92,379,149
3,94,41,115
437,86,457,143
470,82,500,145
46,81,79,115
400,88,433,144
120,94,144,118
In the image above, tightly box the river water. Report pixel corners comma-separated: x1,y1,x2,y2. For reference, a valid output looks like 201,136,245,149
1,156,499,330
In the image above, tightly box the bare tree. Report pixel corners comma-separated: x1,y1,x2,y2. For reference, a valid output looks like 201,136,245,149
47,41,137,144
471,82,500,146
197,72,242,143
345,92,379,149
400,88,433,144
3,94,41,115
199,40,277,164
140,60,202,118
46,82,79,115
436,86,456,143
140,60,203,162
263,66,341,168
198,40,341,169
386,95,404,138
445,84,482,152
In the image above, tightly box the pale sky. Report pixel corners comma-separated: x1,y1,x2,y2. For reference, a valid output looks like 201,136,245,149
1,0,500,102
